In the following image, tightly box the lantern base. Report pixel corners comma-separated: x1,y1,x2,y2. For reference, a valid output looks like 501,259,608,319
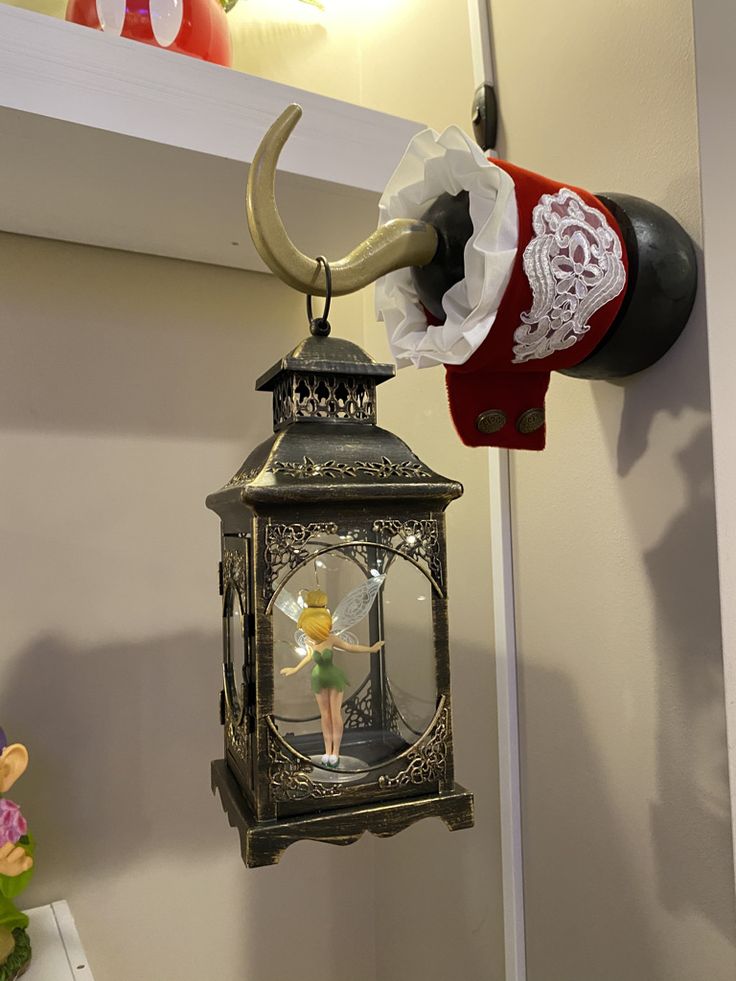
211,759,474,869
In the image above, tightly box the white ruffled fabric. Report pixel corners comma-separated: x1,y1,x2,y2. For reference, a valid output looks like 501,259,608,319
375,126,519,369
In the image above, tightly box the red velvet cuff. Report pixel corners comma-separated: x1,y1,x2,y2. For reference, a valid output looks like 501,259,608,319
441,158,628,451
445,369,551,450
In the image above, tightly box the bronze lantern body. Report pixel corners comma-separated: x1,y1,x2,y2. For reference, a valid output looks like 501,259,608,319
207,333,474,867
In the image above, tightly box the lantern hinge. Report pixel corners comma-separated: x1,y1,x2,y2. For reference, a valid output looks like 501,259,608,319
219,689,226,725
218,561,223,596
246,613,256,637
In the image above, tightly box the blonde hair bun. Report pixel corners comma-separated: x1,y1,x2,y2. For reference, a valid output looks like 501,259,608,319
302,588,328,609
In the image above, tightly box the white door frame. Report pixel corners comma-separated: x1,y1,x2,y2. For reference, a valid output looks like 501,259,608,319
466,2,528,979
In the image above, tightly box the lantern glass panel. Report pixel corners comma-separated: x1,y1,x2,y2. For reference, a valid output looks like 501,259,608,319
223,585,245,720
381,556,437,736
272,540,438,780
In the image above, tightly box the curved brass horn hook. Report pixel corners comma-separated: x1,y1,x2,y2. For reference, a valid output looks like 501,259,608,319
246,104,439,296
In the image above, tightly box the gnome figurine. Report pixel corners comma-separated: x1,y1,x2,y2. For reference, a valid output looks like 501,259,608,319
0,729,34,980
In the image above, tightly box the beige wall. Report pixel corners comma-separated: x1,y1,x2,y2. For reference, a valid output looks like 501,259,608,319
489,1,736,979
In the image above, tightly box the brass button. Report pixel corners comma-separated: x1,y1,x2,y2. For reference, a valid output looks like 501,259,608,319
476,409,507,434
516,408,545,434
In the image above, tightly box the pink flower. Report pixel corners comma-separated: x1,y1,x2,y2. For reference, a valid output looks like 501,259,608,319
0,799,27,846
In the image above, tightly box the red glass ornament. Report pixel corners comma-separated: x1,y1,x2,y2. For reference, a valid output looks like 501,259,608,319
65,0,232,67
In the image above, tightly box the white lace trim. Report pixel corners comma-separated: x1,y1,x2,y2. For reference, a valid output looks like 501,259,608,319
512,188,626,364
375,126,519,369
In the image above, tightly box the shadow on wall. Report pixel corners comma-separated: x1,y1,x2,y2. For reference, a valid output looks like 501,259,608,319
645,425,736,942
520,641,732,978
612,222,708,479
374,637,505,981
597,245,736,944
518,662,659,981
0,627,378,981
239,835,376,981
1,629,228,896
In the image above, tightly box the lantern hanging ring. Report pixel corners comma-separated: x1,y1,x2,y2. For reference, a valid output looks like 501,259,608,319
306,256,332,336
245,104,439,296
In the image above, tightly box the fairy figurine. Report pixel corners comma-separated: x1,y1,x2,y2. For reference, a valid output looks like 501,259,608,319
0,728,34,981
278,578,385,768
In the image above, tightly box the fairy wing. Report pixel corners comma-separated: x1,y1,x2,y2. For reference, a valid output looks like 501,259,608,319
276,589,313,653
330,629,359,647
293,628,359,650
294,628,309,652
275,588,302,622
332,575,386,633
284,576,383,648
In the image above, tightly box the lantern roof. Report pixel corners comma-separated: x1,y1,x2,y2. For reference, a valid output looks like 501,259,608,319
255,334,396,392
206,333,463,517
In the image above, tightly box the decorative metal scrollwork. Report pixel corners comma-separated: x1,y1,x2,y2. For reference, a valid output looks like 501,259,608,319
223,549,245,592
267,721,341,802
343,683,374,730
225,711,249,765
273,372,376,429
271,457,357,479
357,458,431,479
379,705,450,790
264,521,338,602
223,462,262,489
372,518,443,589
270,456,431,480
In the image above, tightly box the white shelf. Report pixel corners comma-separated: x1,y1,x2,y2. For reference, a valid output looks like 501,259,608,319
24,902,94,980
0,4,424,270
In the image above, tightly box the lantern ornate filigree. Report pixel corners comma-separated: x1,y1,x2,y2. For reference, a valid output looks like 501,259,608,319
207,333,474,867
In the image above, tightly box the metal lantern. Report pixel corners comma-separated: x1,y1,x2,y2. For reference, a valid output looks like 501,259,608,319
206,331,474,867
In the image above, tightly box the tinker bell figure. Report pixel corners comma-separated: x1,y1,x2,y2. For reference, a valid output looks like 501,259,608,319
278,579,385,768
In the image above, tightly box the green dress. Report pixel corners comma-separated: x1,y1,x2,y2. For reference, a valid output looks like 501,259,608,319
310,647,348,694
0,832,34,933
